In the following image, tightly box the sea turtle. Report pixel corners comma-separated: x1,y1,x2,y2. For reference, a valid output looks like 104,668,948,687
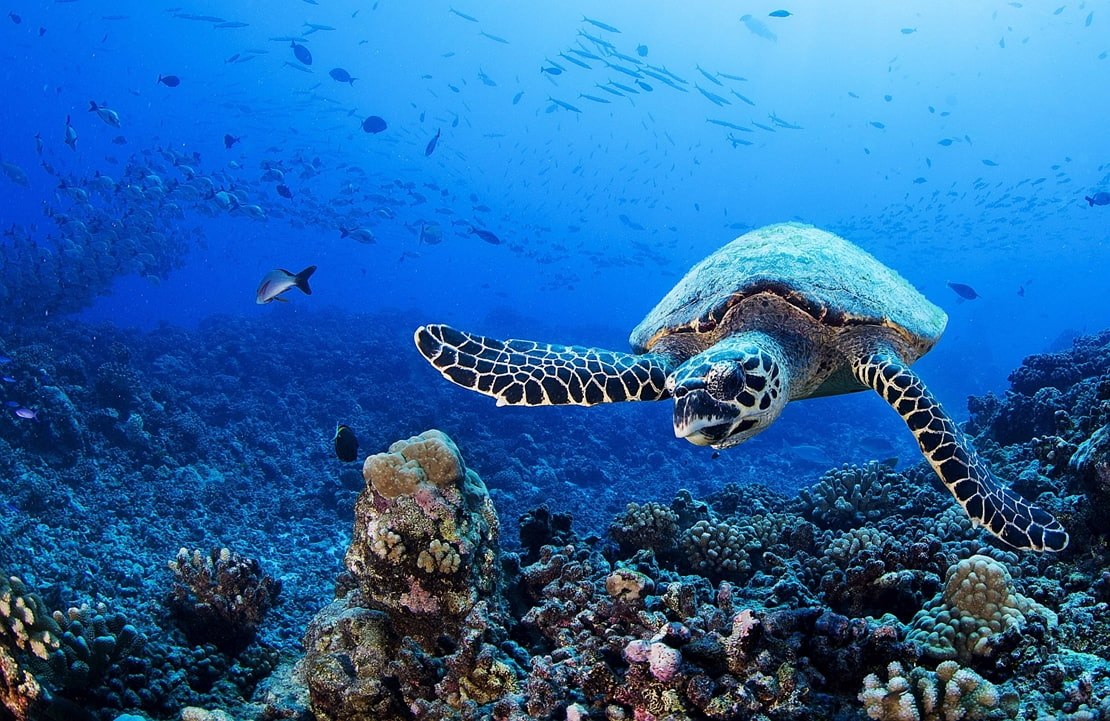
414,223,1067,552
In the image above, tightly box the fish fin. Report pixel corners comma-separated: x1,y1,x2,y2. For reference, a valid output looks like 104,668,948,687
274,296,289,302
294,265,317,295
1086,196,1095,206
88,101,98,112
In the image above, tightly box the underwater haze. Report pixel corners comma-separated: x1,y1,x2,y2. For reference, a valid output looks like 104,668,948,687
2,1,1110,720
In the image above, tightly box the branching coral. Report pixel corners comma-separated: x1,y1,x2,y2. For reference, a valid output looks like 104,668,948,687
609,501,679,555
797,461,906,530
860,660,1007,720
168,547,281,654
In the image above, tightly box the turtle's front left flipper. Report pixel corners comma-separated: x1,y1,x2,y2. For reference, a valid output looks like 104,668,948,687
415,324,673,406
852,348,1068,552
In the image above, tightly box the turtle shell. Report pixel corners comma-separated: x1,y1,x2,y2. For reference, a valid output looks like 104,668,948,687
629,223,946,362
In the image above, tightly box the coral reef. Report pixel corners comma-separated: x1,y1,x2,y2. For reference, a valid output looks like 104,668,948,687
5,312,1110,719
860,660,1007,720
168,547,282,654
908,555,1054,664
301,430,515,721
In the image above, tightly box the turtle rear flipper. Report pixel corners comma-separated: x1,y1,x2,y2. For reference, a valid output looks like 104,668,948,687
415,324,673,406
853,348,1068,552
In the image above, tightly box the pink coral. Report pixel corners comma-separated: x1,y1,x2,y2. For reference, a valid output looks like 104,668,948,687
647,642,682,683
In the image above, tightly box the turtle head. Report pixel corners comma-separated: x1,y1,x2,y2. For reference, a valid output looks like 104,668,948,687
669,335,789,449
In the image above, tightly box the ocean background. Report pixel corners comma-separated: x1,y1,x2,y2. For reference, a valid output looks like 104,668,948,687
1,0,1109,719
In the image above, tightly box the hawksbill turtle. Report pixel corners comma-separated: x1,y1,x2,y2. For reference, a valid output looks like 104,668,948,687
414,223,1067,552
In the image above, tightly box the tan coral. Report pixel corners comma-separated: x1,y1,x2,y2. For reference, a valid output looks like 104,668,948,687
860,660,1006,721
908,554,1055,662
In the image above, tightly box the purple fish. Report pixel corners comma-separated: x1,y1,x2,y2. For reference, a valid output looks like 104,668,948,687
14,408,37,420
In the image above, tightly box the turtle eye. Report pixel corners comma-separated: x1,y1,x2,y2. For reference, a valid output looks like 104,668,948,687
707,362,746,400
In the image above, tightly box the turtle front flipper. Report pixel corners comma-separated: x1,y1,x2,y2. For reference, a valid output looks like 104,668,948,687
851,348,1068,552
414,324,673,406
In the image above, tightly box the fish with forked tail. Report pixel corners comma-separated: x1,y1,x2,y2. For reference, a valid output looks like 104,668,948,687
256,265,316,303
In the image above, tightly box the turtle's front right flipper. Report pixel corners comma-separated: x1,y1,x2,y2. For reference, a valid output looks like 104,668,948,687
414,324,673,406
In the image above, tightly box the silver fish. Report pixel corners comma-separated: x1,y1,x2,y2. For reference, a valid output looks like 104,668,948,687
255,265,316,303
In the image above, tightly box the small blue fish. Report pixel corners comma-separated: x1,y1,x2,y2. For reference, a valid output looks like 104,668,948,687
1085,192,1110,207
982,159,999,166
1,376,15,383
425,128,441,156
3,401,19,408
769,9,792,17
636,44,648,57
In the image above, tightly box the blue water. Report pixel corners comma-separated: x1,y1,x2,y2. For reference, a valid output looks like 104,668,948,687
1,0,1108,717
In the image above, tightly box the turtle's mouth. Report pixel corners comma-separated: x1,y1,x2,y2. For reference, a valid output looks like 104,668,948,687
673,391,760,449
674,391,740,447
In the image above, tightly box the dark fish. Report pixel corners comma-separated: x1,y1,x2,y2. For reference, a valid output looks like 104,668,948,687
333,424,359,462
362,115,387,133
8,10,20,23
478,30,508,44
870,121,885,129
1085,191,1110,207
711,451,720,459
291,40,312,65
112,135,128,144
64,115,77,150
224,134,240,148
449,7,478,22
636,44,648,57
619,214,644,231
512,91,524,104
982,159,999,166
425,128,441,156
419,222,442,245
158,74,181,87
88,101,121,127
937,138,954,146
547,96,581,113
541,65,562,75
329,67,356,85
946,281,981,300
276,184,293,199
1017,285,1025,297
769,9,792,17
256,265,316,304
582,15,620,33
469,226,501,244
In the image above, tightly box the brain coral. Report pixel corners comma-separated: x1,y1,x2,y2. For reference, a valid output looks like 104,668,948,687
908,554,1055,663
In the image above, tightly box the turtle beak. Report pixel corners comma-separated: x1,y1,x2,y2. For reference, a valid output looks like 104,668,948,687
672,383,761,449
673,387,741,448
